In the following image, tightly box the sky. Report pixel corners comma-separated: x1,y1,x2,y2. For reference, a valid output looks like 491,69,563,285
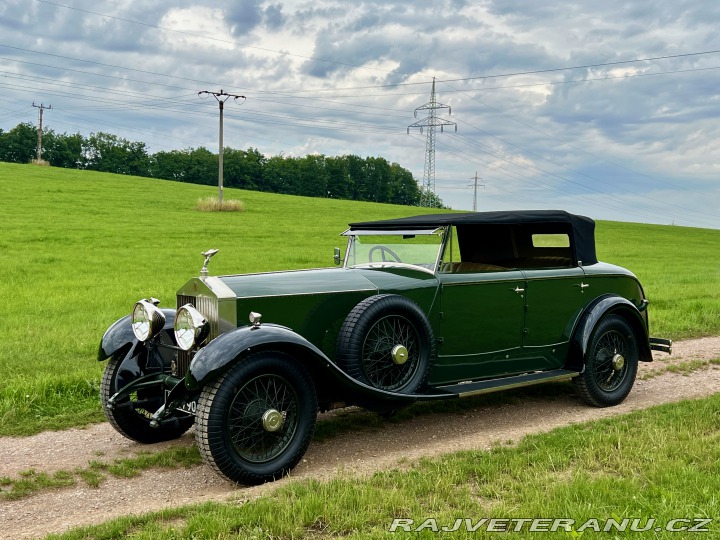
1,0,719,229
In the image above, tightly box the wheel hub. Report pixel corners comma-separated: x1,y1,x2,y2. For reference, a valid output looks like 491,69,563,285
612,353,625,371
391,344,409,365
262,409,284,432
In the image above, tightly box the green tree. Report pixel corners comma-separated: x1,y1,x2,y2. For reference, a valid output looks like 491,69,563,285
0,122,37,163
44,131,84,168
83,132,150,176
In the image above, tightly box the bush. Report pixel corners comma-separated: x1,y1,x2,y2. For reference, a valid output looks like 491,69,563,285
195,197,245,212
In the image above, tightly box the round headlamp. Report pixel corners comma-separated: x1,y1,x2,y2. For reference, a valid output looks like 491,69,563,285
131,299,166,342
174,304,210,351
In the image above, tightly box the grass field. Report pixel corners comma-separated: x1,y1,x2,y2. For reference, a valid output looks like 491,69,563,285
0,162,719,436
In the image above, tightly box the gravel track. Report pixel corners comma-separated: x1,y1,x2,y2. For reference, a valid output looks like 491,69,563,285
1,336,719,539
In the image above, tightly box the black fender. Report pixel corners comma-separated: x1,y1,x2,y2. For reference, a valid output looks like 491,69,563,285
98,308,177,361
185,323,448,406
566,294,652,371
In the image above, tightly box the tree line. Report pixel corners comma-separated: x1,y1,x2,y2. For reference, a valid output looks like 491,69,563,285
0,122,446,207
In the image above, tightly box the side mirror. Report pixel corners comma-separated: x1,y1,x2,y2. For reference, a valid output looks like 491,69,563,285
333,247,342,266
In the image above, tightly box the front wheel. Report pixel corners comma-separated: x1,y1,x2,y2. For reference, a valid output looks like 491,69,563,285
574,315,639,407
101,353,194,443
195,351,318,484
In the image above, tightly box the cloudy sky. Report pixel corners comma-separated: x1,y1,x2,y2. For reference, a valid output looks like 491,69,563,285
1,0,719,228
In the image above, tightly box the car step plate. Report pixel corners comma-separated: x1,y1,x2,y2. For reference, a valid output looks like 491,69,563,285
434,369,579,398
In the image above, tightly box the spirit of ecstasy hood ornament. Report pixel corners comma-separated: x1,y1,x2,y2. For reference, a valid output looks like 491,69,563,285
200,249,219,277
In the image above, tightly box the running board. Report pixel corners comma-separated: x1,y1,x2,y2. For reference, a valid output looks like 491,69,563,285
434,369,579,398
649,337,672,354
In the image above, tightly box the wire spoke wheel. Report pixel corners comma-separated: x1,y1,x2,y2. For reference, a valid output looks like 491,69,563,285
591,330,628,392
336,295,435,396
362,315,419,391
574,314,639,407
196,351,317,484
227,373,299,463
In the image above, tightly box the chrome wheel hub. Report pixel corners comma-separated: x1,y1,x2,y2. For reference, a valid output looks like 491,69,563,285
612,353,625,371
262,409,284,432
391,344,409,365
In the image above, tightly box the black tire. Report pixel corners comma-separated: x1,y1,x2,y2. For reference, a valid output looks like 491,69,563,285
574,315,639,407
100,353,194,443
195,351,318,484
336,294,434,393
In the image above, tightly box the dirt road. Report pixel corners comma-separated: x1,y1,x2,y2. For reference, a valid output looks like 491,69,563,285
2,337,719,539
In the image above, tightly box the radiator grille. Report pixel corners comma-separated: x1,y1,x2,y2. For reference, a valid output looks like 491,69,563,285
175,294,220,376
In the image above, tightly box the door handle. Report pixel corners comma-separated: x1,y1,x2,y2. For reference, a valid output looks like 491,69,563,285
574,282,590,291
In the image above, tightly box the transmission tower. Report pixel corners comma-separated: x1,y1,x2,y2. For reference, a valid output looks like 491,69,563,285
407,77,456,207
468,172,485,212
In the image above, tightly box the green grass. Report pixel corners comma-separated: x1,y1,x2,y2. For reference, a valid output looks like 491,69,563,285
45,392,720,539
0,161,719,436
0,445,202,500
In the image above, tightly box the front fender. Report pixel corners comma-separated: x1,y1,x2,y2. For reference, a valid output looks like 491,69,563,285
185,324,444,406
567,294,651,371
98,308,176,361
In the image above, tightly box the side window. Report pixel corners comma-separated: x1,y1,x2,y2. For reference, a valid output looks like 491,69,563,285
440,225,510,273
521,232,573,268
531,234,570,248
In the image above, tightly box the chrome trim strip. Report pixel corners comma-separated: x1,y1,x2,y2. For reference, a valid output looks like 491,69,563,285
236,288,377,300
439,346,520,358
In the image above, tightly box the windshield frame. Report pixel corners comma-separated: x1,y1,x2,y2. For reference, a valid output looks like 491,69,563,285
341,227,447,274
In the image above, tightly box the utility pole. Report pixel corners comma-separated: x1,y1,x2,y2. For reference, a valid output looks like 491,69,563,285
32,102,52,164
199,90,246,203
407,77,456,207
468,172,485,212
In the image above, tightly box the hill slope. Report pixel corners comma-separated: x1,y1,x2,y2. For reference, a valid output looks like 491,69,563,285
0,162,718,435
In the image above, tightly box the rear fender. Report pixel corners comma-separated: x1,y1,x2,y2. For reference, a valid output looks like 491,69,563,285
185,323,433,407
566,294,651,371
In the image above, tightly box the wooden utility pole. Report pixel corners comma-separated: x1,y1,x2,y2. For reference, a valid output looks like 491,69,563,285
32,102,52,164
198,90,246,203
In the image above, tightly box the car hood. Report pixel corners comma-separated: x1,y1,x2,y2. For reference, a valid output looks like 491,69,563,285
218,267,379,299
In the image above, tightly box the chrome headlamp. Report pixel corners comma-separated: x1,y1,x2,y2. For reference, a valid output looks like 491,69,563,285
131,299,166,342
174,304,210,351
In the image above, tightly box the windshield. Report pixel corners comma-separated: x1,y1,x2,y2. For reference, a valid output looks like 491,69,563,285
345,230,445,272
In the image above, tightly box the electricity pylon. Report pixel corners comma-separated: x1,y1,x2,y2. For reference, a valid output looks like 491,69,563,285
469,172,485,212
407,77,456,207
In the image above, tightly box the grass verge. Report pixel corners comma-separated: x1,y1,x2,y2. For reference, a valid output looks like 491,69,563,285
44,392,720,539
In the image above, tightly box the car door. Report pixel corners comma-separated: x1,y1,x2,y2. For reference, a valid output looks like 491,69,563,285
432,269,527,384
522,266,588,368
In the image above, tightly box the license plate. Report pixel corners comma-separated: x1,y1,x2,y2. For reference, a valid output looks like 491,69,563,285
165,390,197,415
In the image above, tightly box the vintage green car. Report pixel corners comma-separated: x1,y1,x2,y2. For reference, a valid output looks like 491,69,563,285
99,210,671,484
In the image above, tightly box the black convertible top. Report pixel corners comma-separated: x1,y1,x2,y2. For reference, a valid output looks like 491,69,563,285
349,210,598,265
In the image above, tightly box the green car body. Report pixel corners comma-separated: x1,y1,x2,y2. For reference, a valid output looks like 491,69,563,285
99,210,671,484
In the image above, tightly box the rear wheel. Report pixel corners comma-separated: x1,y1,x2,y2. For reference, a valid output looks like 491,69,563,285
101,353,194,443
574,315,639,407
195,351,317,484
